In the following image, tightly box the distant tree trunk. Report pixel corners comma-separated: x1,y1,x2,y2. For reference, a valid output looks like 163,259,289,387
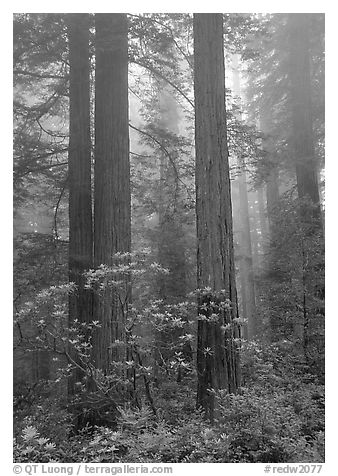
93,13,131,373
67,13,93,395
259,110,281,341
231,54,257,340
288,13,321,217
288,14,324,357
249,194,260,266
194,13,240,420
266,169,279,232
231,183,248,339
33,351,50,381
257,187,268,242
154,84,192,379
259,110,279,233
157,84,187,301
237,178,257,339
238,256,248,340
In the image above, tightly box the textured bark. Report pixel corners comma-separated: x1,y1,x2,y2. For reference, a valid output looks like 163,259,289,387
93,14,131,373
288,14,321,212
67,13,93,395
231,54,257,340
194,14,240,420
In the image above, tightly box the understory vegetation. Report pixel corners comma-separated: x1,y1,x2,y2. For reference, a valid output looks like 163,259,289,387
14,254,324,463
14,342,324,463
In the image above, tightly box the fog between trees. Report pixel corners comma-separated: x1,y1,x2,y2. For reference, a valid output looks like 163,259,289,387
13,13,324,464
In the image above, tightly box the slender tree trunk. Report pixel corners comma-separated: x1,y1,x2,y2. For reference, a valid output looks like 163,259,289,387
157,84,187,301
156,84,192,376
194,14,240,420
231,183,248,339
33,351,50,381
238,176,256,339
259,110,281,342
249,194,260,266
67,13,93,395
93,13,131,373
231,54,257,339
238,256,248,340
257,187,268,242
259,110,279,233
266,168,279,233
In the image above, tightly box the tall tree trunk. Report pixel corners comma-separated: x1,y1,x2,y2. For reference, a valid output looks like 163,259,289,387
259,110,281,342
157,84,187,301
231,54,257,339
288,14,324,357
93,14,131,373
194,13,240,420
288,13,321,216
237,180,257,339
266,168,279,233
257,187,268,242
249,193,260,267
259,110,279,233
67,13,93,395
231,183,248,339
155,84,191,378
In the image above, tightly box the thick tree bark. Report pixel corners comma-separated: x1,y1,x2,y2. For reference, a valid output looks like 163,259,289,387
93,14,131,373
194,14,240,420
67,13,93,395
231,54,257,340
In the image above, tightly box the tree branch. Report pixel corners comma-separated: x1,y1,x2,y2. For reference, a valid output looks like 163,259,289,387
14,69,68,80
53,182,67,240
129,14,193,70
129,122,192,200
14,160,68,181
132,59,194,109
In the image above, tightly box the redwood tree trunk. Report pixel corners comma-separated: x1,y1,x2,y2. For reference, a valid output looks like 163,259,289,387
231,54,257,340
266,168,279,232
67,13,93,395
194,13,240,420
288,13,324,357
288,13,321,213
157,84,187,301
93,14,131,373
257,187,268,242
260,110,279,233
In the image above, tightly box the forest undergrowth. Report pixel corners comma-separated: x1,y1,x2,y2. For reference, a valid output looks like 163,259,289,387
13,341,324,463
14,272,325,465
